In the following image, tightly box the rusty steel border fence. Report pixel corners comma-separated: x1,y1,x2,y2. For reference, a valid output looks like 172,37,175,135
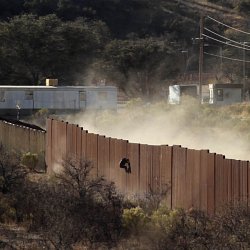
0,119,46,170
44,118,249,214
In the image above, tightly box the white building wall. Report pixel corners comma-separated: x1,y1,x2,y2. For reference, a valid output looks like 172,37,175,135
209,85,242,105
220,88,242,105
1,91,33,109
86,89,117,110
168,85,180,104
34,90,79,109
0,86,117,111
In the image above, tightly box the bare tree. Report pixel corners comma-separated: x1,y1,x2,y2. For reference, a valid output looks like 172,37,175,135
15,157,124,249
0,144,28,194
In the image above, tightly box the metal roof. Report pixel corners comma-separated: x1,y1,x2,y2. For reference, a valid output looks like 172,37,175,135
209,83,243,89
0,116,45,131
0,85,117,90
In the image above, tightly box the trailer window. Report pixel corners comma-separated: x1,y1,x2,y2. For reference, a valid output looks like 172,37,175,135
79,91,86,101
0,91,5,102
216,89,223,101
25,90,33,100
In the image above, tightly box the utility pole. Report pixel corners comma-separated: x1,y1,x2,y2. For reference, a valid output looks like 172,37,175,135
243,42,246,91
219,46,223,72
199,16,204,103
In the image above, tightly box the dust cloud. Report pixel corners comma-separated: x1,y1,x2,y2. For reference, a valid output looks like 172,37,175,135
63,97,250,161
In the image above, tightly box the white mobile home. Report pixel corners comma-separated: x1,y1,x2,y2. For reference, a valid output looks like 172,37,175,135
208,83,242,105
168,84,198,104
0,85,117,116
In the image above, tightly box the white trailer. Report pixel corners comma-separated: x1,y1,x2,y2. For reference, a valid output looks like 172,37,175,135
208,83,242,105
0,85,117,116
168,84,198,104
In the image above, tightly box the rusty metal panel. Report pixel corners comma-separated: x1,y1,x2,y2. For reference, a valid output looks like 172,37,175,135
66,123,77,158
109,138,116,183
222,159,230,204
76,126,82,159
139,144,152,194
1,122,5,143
37,131,46,171
29,130,38,153
25,127,31,152
51,119,58,173
52,120,62,172
4,123,11,149
207,153,215,214
172,145,187,209
116,139,128,193
147,145,153,194
97,135,110,180
4,123,9,148
45,119,52,173
66,123,73,158
14,125,23,151
7,123,12,149
57,121,67,167
186,149,195,209
185,149,201,210
13,124,21,150
232,160,240,205
72,124,77,156
127,143,140,194
200,150,209,212
54,120,61,165
248,163,250,207
109,138,127,193
240,161,248,203
215,154,225,212
0,122,3,143
160,145,172,209
1,122,8,146
29,129,42,169
86,133,98,177
7,124,13,150
151,146,161,193
9,124,17,150
38,131,46,153
224,159,230,204
81,129,87,159
31,130,45,155
224,159,232,204
24,127,31,151
0,122,6,145
2,122,9,148
193,150,201,209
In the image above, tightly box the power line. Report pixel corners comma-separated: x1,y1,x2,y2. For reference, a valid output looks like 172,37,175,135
204,28,250,48
207,16,250,36
204,51,250,63
202,33,250,51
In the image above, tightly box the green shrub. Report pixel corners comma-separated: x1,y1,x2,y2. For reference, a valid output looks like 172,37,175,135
21,152,38,171
122,206,148,235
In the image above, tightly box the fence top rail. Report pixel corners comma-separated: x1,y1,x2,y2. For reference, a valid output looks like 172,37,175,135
0,117,45,132
47,118,247,163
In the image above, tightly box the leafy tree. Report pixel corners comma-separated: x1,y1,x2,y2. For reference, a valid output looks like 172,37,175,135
236,0,250,15
0,14,110,85
24,0,58,16
0,0,25,20
101,38,180,96
207,0,236,8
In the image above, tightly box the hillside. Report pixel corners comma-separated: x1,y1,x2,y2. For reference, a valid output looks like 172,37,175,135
0,0,249,95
